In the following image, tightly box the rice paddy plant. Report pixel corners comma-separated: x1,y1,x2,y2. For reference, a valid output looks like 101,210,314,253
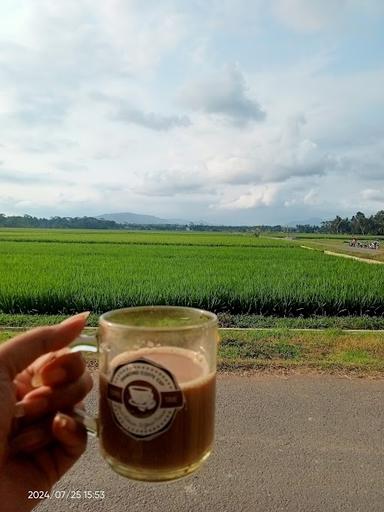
0,228,291,247
0,236,383,316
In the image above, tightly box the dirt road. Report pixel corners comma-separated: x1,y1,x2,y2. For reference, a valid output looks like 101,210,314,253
36,374,384,512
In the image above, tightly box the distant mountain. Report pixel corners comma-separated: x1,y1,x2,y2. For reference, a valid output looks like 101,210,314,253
98,212,190,225
286,217,322,227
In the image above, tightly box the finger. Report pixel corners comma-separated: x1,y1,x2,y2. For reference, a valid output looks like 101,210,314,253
36,351,87,387
9,418,54,454
18,372,94,420
13,349,70,396
0,312,89,380
51,413,87,477
31,349,69,374
10,414,87,484
29,348,70,387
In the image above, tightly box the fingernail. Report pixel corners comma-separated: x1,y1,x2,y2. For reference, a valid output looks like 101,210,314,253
60,312,90,326
13,402,26,419
57,413,76,432
31,373,44,387
57,413,68,429
43,366,67,386
31,353,59,388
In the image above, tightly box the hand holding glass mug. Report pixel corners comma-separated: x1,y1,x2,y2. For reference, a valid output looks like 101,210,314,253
1,307,218,512
14,306,218,484
4,306,218,487
74,306,218,482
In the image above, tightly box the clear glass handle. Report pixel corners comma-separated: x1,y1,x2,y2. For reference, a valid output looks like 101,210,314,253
70,333,98,353
71,332,99,436
73,407,99,437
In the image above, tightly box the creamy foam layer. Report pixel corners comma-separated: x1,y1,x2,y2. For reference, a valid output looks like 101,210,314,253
109,346,211,386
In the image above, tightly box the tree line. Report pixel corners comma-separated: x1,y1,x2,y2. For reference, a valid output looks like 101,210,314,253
297,211,384,235
0,215,285,232
0,210,383,234
0,214,123,230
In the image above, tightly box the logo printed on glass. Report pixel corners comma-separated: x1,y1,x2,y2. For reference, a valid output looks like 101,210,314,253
107,358,184,440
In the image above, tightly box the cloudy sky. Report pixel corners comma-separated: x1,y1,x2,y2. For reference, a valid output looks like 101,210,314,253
0,0,383,225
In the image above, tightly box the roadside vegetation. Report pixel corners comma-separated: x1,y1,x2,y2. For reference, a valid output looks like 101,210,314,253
2,313,384,330
218,329,384,374
1,327,383,375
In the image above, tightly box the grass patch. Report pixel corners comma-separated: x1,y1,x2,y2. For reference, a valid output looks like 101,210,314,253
333,349,376,364
219,330,303,360
218,329,384,373
0,331,13,342
217,313,384,330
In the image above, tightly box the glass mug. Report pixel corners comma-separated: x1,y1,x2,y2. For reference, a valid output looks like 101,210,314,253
72,306,218,482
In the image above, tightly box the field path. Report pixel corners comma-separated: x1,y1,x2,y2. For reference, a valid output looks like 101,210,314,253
264,235,384,264
323,249,384,264
300,244,384,264
36,374,384,512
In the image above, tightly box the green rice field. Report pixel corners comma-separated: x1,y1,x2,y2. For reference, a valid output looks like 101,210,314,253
0,228,286,246
0,228,384,317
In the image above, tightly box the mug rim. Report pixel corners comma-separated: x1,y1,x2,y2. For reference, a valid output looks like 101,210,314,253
99,305,218,332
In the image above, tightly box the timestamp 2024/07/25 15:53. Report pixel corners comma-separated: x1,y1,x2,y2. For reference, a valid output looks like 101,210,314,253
27,489,106,501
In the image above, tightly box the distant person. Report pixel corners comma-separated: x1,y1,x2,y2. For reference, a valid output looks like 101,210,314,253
0,313,92,512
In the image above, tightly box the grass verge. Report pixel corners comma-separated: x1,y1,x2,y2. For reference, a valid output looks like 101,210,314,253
2,313,384,330
1,327,383,376
217,313,384,330
218,329,384,375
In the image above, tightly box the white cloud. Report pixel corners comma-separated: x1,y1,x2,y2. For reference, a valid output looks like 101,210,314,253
0,1,383,224
217,184,279,210
98,0,187,73
0,168,68,185
274,0,348,32
2,0,187,76
303,188,320,205
336,140,384,181
180,66,265,125
273,0,384,33
205,115,330,185
361,189,384,202
284,186,322,207
109,100,191,131
133,169,214,197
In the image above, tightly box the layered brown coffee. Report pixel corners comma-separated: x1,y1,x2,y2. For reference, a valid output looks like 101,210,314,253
99,347,215,478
